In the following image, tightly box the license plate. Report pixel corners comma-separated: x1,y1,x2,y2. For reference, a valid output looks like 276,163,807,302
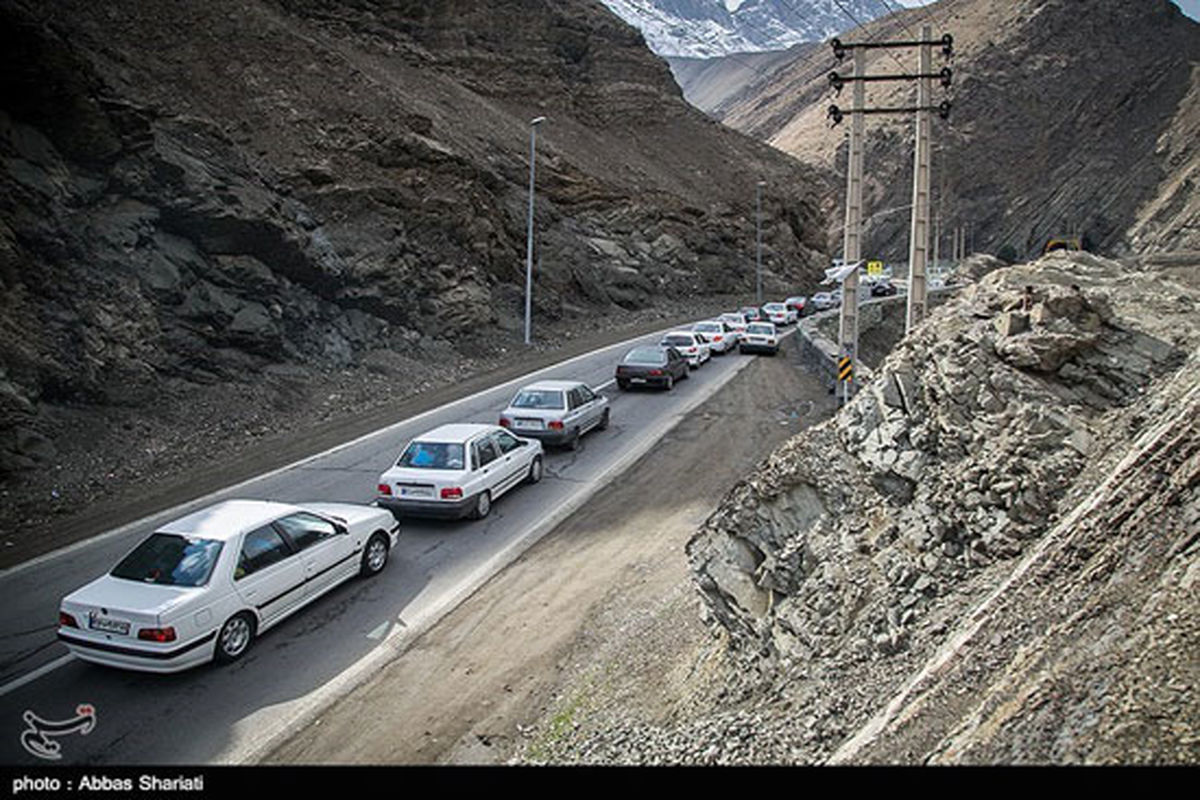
631,378,647,384
88,614,130,635
515,419,544,430
400,487,432,498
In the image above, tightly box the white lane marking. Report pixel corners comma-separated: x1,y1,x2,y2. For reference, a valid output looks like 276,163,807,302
0,324,686,583
0,653,75,698
225,340,763,765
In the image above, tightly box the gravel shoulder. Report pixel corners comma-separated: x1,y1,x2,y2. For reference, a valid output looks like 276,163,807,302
266,338,836,764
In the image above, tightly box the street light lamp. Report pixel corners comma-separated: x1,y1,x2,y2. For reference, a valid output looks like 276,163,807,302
524,116,546,346
755,180,766,307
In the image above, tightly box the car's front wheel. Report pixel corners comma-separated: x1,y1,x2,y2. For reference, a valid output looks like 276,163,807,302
526,455,543,484
214,612,256,664
360,532,390,577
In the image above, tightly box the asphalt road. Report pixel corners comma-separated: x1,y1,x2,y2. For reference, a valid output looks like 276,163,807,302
0,325,784,766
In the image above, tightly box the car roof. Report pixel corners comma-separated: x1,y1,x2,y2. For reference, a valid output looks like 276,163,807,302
410,423,500,443
157,499,297,541
662,330,697,337
516,380,579,392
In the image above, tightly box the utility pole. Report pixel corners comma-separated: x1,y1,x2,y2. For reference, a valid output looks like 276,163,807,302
755,180,766,306
906,24,933,332
838,47,865,405
524,116,546,346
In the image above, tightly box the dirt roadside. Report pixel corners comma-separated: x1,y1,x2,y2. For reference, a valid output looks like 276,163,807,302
266,339,837,764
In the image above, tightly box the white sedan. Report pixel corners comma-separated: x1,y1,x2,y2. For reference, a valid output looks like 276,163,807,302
498,380,610,450
739,322,780,355
660,331,711,368
762,302,798,326
377,423,543,520
691,320,738,354
57,499,399,673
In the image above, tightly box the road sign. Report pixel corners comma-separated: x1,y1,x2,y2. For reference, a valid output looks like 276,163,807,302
838,356,853,382
867,260,884,276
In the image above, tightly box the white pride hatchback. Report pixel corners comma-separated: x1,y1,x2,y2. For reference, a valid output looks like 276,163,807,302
57,499,399,673
376,423,544,520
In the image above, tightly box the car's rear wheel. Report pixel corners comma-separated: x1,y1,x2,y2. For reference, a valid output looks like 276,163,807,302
215,612,256,664
617,379,629,391
526,456,543,484
597,409,610,431
664,375,674,391
360,532,390,577
566,428,581,451
681,367,690,380
473,490,492,520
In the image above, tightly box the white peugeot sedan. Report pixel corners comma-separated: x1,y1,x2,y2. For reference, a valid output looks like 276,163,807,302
762,302,798,326
498,380,610,450
57,499,399,673
659,330,711,368
740,321,780,355
376,423,543,520
690,320,738,354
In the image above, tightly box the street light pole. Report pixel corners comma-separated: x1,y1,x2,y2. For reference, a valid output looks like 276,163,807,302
755,180,766,307
524,116,546,346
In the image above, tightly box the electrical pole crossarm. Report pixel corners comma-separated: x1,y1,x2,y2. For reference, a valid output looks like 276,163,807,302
832,34,953,60
829,67,952,91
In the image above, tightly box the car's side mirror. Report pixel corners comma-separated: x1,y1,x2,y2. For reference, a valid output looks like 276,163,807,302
335,523,349,536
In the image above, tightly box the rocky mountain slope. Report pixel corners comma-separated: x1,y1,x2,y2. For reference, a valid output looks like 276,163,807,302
0,0,830,505
600,0,893,58
689,0,1200,261
523,249,1199,764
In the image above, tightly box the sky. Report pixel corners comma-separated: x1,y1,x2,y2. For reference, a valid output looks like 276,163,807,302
894,0,1200,21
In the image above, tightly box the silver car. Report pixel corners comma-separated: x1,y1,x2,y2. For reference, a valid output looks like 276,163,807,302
498,380,610,450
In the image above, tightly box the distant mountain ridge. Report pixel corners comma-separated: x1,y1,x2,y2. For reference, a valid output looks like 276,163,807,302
599,0,894,57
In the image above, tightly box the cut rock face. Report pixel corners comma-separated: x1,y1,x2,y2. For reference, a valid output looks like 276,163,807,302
688,252,1191,667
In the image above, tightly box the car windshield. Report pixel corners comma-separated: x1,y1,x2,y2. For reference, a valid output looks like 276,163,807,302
748,324,774,334
111,533,223,587
624,347,666,365
662,335,694,347
510,389,565,410
397,441,465,470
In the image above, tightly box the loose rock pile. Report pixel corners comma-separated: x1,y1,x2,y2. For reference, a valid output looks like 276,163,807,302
524,250,1200,764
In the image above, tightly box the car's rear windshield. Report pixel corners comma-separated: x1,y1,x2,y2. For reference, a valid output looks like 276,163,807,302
397,441,465,470
662,335,693,347
510,389,565,410
624,347,666,365
111,533,223,587
748,323,774,334
693,323,719,332
764,304,784,311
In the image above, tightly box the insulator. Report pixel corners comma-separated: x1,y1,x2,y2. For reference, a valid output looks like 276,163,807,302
828,71,845,94
827,104,844,127
941,33,954,59
939,66,953,88
831,38,847,62
937,100,952,119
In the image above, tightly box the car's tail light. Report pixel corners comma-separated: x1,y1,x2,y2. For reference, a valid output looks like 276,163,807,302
377,483,392,496
441,487,463,500
616,366,627,376
59,612,78,629
138,627,177,643
548,421,564,430
648,369,663,376
713,335,722,341
499,417,511,428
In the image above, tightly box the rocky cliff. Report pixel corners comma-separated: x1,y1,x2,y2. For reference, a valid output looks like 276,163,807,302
680,251,1199,762
0,0,829,486
690,0,1200,261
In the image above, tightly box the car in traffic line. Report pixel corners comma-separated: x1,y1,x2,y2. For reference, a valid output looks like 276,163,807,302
809,291,836,312
739,306,763,323
691,320,738,354
718,312,750,337
57,499,399,672
615,345,689,391
740,321,780,355
498,380,610,450
377,423,543,521
761,302,798,326
784,296,807,316
659,331,711,368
